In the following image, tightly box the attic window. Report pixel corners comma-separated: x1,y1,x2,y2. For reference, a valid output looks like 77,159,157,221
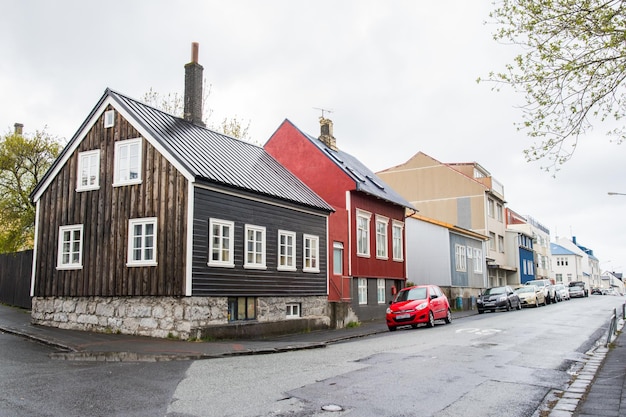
366,175,385,190
104,110,115,128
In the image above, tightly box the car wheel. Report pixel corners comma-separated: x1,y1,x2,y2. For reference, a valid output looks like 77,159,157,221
388,326,397,332
516,300,522,310
411,324,418,329
427,311,435,328
444,309,452,324
478,309,484,314
534,300,539,308
506,301,511,311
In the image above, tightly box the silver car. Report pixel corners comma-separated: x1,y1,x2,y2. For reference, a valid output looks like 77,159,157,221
554,284,570,301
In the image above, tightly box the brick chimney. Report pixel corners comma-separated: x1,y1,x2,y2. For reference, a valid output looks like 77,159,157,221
184,42,205,127
318,117,337,150
14,123,23,135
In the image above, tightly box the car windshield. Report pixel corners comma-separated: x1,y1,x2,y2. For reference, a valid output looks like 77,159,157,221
483,287,505,295
515,287,534,293
570,286,582,290
395,287,427,302
526,281,545,287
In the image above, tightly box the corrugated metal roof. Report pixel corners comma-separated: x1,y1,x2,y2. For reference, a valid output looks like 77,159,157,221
32,88,333,213
302,130,415,210
108,89,333,212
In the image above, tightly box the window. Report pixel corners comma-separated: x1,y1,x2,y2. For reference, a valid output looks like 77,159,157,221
113,138,142,186
208,218,234,267
127,218,157,266
556,273,563,282
497,203,503,222
303,234,320,272
228,297,256,321
356,210,371,257
473,248,483,273
375,215,388,259
392,221,404,261
358,278,368,305
244,225,266,269
76,150,100,191
278,230,296,271
286,303,301,319
57,225,83,269
487,198,495,218
489,232,496,250
377,279,386,304
104,110,115,128
498,235,505,253
455,244,467,272
333,242,344,275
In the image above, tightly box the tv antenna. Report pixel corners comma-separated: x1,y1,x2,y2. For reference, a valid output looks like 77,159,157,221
313,107,334,119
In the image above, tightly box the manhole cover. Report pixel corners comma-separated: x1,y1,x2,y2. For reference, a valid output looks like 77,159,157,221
321,404,343,412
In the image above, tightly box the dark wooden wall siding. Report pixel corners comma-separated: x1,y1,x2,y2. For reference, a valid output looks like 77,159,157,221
192,186,328,296
34,106,187,297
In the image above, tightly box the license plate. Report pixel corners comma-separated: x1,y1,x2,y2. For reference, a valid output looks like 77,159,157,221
396,313,410,320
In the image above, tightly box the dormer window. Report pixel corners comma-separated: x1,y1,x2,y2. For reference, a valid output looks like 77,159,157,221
77,149,100,191
113,138,142,186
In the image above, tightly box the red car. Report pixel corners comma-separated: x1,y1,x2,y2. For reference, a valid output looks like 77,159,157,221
386,285,452,331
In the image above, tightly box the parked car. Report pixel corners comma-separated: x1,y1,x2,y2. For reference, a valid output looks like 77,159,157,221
525,279,557,304
477,286,522,314
569,285,586,298
591,287,602,295
568,281,589,297
554,284,570,301
515,285,546,308
386,285,452,331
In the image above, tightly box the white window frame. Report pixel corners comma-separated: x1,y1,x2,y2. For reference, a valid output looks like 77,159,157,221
127,217,157,266
208,218,235,268
377,279,386,304
498,235,505,253
57,224,83,270
375,215,389,259
455,244,467,272
496,203,503,222
286,303,301,319
358,278,368,305
487,198,495,218
303,234,320,273
104,110,115,128
333,241,344,275
76,149,100,191
113,138,142,186
244,225,266,270
278,230,296,271
473,248,483,273
392,220,404,261
356,209,371,257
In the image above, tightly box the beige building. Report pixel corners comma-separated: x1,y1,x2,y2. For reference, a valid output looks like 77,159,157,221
377,151,516,287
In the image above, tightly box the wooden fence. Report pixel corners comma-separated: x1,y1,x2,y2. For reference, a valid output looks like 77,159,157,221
0,250,32,309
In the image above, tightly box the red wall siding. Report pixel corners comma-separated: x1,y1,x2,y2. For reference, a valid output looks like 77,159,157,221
265,120,407,301
350,192,406,279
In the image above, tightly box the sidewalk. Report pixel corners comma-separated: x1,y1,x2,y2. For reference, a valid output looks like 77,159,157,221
0,305,479,361
1,304,623,415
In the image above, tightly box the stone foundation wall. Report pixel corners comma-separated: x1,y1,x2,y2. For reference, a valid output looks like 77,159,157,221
31,295,330,340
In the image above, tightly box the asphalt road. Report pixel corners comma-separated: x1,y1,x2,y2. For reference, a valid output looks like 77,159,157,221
0,333,190,417
1,295,622,417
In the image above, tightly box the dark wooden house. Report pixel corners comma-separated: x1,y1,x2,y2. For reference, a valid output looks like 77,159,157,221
265,118,415,324
30,46,333,339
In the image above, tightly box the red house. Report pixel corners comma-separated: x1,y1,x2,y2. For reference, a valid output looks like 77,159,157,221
265,118,415,324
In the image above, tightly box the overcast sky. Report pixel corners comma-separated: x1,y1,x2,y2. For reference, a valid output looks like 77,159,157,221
2,1,625,273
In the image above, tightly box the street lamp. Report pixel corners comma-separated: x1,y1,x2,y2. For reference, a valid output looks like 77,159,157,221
608,192,626,196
